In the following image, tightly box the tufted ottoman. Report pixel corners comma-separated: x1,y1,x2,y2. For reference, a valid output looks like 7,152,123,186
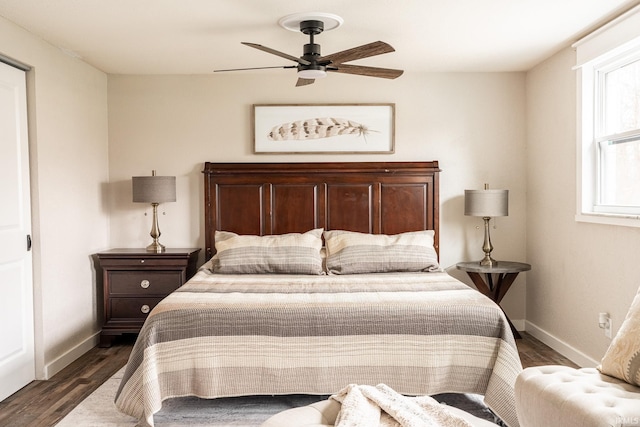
260,398,500,427
515,365,640,427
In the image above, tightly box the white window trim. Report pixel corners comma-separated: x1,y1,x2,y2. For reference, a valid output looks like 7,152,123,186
575,5,640,228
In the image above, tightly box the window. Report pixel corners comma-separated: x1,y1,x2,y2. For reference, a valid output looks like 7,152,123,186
575,6,640,226
594,55,640,215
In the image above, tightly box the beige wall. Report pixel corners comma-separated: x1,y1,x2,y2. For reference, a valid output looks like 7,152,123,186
0,16,109,378
525,46,640,366
107,71,529,327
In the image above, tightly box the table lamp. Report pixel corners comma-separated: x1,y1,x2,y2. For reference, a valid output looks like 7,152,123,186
132,170,176,253
464,184,509,267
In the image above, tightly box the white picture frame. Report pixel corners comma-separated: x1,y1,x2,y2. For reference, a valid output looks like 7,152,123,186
253,103,395,154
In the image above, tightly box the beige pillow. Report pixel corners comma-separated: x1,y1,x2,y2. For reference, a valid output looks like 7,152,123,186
212,229,324,275
599,285,640,386
323,229,440,275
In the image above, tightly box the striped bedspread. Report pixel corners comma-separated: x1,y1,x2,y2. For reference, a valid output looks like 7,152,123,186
115,270,522,427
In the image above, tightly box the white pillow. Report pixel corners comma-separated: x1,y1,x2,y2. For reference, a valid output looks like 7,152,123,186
599,285,640,386
212,228,324,275
323,229,440,275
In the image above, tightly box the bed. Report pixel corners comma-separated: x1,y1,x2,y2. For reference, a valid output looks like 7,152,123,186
115,161,522,427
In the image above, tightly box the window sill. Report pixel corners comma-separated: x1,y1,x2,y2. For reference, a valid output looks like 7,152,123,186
575,212,640,228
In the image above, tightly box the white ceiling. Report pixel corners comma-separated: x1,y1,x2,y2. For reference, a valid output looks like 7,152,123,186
0,0,638,75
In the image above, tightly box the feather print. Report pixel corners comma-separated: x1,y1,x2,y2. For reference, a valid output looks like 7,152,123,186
268,117,370,141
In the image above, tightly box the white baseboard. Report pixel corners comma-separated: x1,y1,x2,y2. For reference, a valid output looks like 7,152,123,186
43,332,100,379
524,321,599,368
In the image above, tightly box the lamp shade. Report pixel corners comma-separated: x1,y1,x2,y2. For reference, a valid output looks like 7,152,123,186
132,175,176,203
464,189,509,217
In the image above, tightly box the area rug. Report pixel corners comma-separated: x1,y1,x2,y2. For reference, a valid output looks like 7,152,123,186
56,368,500,426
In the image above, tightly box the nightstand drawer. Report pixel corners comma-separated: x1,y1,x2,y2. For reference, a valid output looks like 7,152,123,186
109,271,182,295
98,257,188,268
110,297,165,319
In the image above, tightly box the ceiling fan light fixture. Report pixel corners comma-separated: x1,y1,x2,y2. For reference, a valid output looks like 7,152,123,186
279,12,343,32
297,68,327,79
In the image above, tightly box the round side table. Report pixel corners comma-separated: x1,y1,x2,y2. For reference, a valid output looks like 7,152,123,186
456,261,531,339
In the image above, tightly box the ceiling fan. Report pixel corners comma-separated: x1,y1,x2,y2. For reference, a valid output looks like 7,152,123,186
214,14,404,87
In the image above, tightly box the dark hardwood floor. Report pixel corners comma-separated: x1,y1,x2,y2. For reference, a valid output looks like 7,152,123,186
0,335,136,427
0,332,578,427
517,332,578,370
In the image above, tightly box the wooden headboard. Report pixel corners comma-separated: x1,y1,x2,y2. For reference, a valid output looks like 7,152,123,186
202,162,440,261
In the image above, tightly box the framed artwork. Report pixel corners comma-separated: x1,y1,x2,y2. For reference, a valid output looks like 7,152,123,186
253,103,395,154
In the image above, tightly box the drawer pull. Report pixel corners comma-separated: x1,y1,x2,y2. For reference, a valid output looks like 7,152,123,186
141,304,150,314
140,280,150,289
140,259,145,264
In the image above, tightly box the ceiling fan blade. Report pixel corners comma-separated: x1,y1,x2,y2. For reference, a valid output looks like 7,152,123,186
242,42,311,65
319,41,395,65
214,65,296,73
328,63,404,79
296,78,315,87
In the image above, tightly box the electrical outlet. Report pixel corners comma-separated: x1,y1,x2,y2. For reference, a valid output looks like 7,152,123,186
599,312,612,339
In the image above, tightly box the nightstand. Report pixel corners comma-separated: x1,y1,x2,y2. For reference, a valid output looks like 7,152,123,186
96,248,200,347
456,260,531,339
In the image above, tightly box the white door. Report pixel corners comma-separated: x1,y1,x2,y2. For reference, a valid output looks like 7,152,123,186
0,61,34,401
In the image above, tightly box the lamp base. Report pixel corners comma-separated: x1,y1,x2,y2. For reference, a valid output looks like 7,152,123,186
478,216,498,267
146,202,166,253
146,241,166,253
479,255,498,267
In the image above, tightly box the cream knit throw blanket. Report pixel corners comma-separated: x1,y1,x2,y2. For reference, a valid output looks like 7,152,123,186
330,384,474,427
